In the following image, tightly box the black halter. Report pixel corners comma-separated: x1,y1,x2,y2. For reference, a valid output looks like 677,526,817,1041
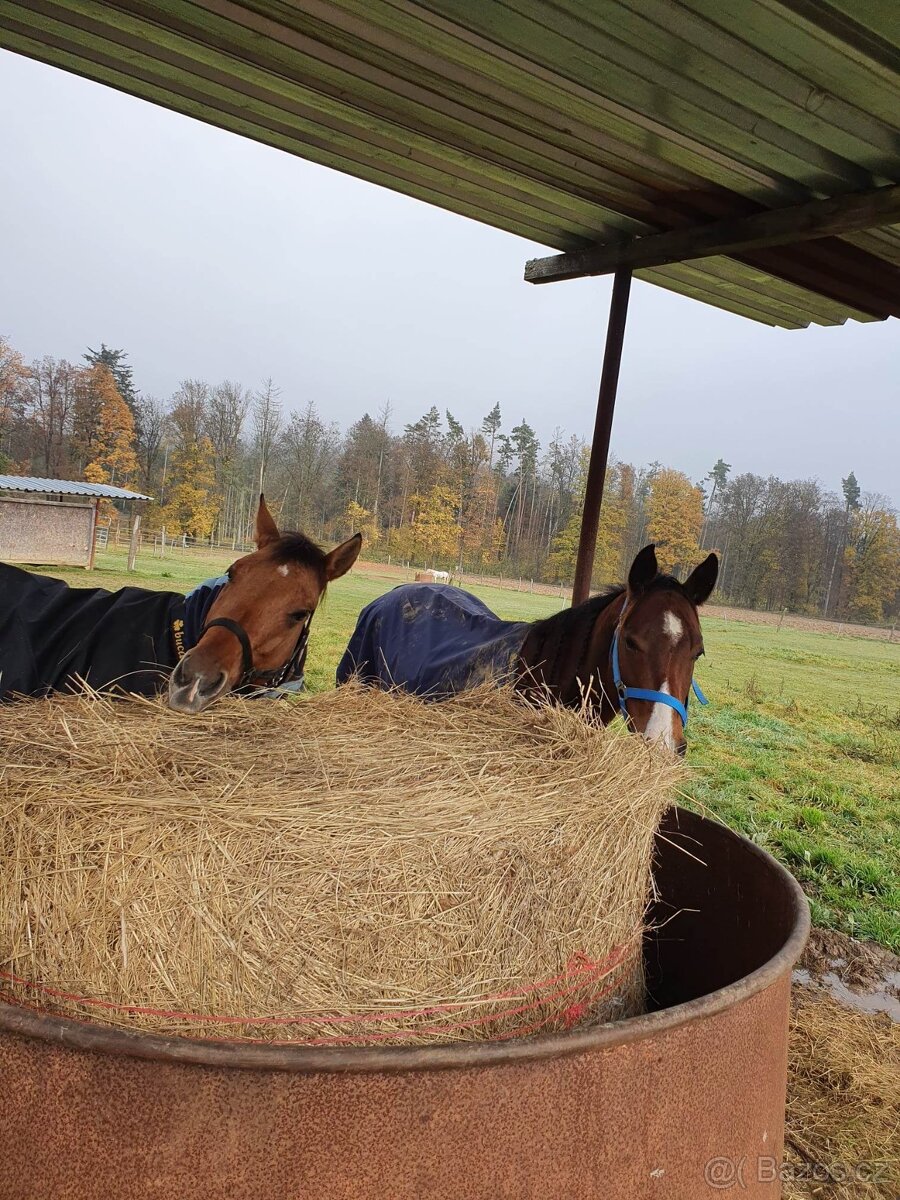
201,615,313,693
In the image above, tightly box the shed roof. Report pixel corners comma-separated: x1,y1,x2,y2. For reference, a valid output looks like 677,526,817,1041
1,0,898,328
0,476,154,502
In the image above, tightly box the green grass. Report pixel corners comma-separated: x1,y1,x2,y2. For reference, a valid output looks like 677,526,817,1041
685,621,899,952
40,548,900,952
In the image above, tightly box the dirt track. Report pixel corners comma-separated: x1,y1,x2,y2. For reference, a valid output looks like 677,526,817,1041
703,603,895,642
356,560,895,642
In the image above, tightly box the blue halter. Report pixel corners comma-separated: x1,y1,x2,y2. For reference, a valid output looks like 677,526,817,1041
610,628,708,727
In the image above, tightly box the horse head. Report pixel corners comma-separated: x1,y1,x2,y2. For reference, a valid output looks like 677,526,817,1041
610,544,718,755
168,496,361,713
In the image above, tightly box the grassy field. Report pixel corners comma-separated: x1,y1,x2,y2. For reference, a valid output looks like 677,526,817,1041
43,547,900,952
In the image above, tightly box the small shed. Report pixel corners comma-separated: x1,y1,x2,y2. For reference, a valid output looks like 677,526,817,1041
0,476,153,570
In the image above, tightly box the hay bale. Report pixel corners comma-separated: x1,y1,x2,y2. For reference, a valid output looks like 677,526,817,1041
0,686,679,1045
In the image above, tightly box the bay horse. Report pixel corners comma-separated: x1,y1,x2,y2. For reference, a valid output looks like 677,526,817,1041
337,545,718,754
0,496,361,714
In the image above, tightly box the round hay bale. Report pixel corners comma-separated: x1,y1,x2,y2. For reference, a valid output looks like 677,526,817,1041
0,686,681,1045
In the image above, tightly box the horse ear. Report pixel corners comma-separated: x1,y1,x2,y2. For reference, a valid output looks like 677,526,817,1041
683,553,719,606
255,494,280,549
325,533,362,581
628,544,658,595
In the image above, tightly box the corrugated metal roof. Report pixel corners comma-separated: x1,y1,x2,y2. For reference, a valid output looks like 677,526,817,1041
0,476,154,501
1,0,898,328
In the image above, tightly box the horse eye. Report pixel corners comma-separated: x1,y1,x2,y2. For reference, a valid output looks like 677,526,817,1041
624,635,639,653
289,609,309,623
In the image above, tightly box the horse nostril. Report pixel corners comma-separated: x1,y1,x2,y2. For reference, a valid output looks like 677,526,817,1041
201,671,228,696
676,742,687,758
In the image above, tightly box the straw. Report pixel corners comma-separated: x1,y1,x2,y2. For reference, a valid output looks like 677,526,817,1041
785,987,899,1199
0,684,680,1044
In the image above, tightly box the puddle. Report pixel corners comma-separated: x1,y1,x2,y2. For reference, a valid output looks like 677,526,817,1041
793,966,900,1021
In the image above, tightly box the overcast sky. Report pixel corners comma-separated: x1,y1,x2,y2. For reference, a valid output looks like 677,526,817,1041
1,49,897,503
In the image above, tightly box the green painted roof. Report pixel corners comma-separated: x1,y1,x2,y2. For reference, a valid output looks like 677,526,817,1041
2,0,898,327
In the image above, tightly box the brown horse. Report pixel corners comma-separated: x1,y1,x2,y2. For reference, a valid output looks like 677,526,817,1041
519,545,718,754
337,545,717,754
168,497,361,713
0,496,360,710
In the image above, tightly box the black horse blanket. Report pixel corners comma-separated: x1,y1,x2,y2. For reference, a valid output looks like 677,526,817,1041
0,564,229,700
336,583,529,698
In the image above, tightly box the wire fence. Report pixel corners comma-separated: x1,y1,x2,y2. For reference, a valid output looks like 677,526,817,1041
98,520,897,641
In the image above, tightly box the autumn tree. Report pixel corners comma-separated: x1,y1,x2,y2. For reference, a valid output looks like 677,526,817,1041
252,379,282,493
338,408,393,520
647,469,703,575
344,499,377,547
843,497,900,622
207,381,249,483
594,462,631,583
0,336,26,467
284,400,339,531
544,452,627,586
133,395,167,494
159,437,219,539
156,380,219,538
545,447,589,583
74,366,138,486
21,356,80,476
397,485,461,564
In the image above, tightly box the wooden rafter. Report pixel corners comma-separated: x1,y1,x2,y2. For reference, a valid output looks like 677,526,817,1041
524,184,900,285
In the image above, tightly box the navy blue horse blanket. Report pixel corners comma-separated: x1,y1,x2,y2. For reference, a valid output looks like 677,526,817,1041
336,583,529,698
0,564,231,700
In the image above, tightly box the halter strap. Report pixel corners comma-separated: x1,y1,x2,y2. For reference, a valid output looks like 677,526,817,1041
610,628,707,728
203,617,253,682
200,615,312,693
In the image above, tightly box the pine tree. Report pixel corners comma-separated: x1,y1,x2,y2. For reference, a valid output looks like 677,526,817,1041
842,471,861,512
84,345,138,417
480,403,502,468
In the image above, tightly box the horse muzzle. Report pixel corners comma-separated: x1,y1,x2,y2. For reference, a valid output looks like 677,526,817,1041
167,654,231,714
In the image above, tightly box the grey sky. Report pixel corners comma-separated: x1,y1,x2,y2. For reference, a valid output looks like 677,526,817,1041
1,49,898,504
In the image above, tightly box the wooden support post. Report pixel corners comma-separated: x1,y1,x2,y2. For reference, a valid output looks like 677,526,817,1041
127,511,142,572
87,499,99,570
572,269,632,607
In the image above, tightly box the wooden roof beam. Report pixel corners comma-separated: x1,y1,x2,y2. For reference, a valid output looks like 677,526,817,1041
524,183,900,284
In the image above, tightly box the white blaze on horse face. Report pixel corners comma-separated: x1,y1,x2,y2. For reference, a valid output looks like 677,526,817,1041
643,680,678,751
277,564,290,577
663,611,683,644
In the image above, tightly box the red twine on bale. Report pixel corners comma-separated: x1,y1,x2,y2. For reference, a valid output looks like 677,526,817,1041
0,937,640,1046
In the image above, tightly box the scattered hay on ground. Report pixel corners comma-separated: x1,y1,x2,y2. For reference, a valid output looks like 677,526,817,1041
0,685,679,1044
785,986,899,1200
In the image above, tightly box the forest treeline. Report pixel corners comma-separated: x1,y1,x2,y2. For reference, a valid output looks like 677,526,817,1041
1,336,897,623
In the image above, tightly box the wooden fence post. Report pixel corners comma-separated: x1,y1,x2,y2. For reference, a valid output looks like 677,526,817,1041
127,513,142,572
